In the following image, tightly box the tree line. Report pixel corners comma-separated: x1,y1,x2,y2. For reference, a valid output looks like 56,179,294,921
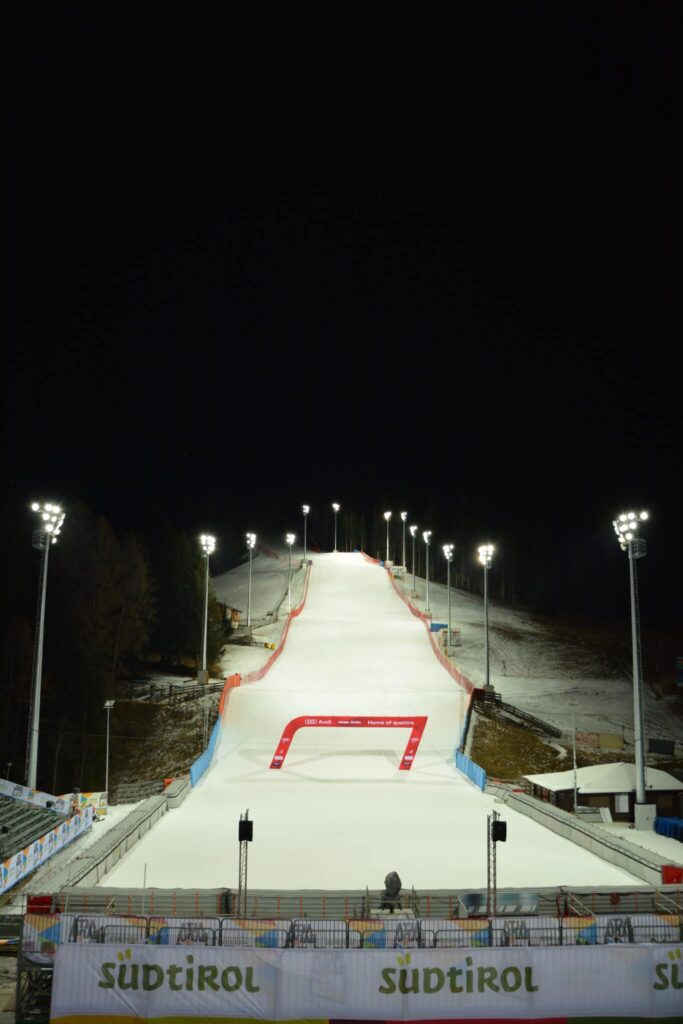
0,501,228,794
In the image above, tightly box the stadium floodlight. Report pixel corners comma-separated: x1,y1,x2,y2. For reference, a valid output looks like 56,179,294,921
383,511,392,563
443,544,454,652
199,533,216,750
103,700,116,796
400,512,408,567
612,510,649,810
26,501,66,789
409,525,419,597
286,533,296,610
199,535,216,686
478,544,495,690
246,532,257,627
244,532,258,626
302,505,310,563
422,530,432,615
332,503,340,552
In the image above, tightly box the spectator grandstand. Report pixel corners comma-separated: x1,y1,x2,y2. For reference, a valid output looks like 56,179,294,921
0,794,65,861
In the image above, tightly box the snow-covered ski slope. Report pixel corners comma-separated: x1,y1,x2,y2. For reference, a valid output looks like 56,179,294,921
102,553,641,891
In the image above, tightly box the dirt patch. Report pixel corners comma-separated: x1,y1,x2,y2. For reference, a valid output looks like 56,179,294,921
110,696,220,788
469,709,567,782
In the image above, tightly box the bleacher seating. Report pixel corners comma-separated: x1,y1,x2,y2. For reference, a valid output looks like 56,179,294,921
0,794,65,859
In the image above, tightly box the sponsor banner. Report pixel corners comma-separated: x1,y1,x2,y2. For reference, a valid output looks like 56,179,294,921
66,790,108,816
270,715,428,770
0,805,93,895
0,778,70,815
22,914,74,964
50,942,683,1020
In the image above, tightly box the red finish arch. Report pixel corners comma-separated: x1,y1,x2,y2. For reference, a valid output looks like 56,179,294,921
269,715,428,770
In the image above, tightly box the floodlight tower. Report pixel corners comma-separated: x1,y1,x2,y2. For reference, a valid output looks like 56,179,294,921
612,510,649,813
332,503,340,552
302,505,309,563
400,512,407,567
26,502,65,789
246,532,256,627
410,525,419,597
422,530,432,616
383,511,392,562
199,534,216,686
478,544,494,691
443,544,454,651
286,533,296,610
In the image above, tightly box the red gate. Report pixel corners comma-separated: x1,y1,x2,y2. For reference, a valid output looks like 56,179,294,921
269,715,428,770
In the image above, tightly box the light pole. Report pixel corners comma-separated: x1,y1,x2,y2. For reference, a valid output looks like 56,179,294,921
410,525,418,597
383,511,392,563
246,532,256,627
422,530,432,615
332,503,340,552
286,533,296,610
199,534,216,686
443,543,454,651
104,700,115,796
26,502,65,789
400,512,407,567
613,510,649,815
302,505,309,564
478,544,494,691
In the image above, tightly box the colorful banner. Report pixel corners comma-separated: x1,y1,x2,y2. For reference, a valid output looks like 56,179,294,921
50,942,683,1020
269,715,428,770
0,805,93,895
58,790,108,816
0,778,70,815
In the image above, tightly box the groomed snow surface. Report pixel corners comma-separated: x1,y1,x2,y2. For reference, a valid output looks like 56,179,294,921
101,553,650,892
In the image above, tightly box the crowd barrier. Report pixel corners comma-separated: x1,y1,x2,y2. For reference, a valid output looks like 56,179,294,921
189,719,221,786
455,750,487,791
21,910,683,964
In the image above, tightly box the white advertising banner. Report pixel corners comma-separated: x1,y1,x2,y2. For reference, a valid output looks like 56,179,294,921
50,942,683,1021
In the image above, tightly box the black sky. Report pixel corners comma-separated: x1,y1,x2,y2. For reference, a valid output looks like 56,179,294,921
2,5,682,616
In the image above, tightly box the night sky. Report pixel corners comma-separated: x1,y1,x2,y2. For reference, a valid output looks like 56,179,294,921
2,6,681,620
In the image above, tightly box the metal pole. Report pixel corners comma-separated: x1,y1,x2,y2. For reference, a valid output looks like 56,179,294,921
201,552,210,676
628,541,646,804
105,706,111,796
484,564,490,689
447,558,452,649
334,511,338,552
27,536,50,789
288,544,292,610
386,520,390,563
402,520,406,568
572,711,578,813
247,546,253,627
303,514,307,563
425,541,430,611
412,535,416,595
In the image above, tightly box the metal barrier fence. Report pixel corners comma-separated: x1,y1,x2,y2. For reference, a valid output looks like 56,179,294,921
22,912,683,961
